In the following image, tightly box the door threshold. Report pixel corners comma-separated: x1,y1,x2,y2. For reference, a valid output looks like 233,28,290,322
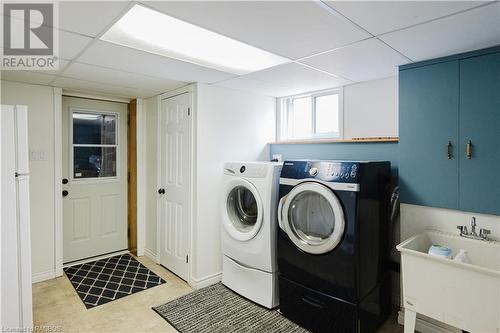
63,249,129,268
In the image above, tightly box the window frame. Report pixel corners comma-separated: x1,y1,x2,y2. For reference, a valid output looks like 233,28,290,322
69,107,120,183
277,88,343,141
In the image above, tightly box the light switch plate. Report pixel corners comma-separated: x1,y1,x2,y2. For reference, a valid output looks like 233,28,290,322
30,150,47,161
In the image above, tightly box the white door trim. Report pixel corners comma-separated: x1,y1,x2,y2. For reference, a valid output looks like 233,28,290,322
155,94,162,265
136,98,146,256
52,93,146,282
54,87,63,277
156,84,196,286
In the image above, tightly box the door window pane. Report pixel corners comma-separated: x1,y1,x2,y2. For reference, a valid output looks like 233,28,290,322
227,186,258,232
72,111,118,180
292,97,312,138
74,147,117,178
73,113,116,145
315,94,339,134
288,190,335,244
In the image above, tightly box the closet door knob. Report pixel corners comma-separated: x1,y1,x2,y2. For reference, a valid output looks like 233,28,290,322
62,190,69,197
158,188,165,195
447,141,453,159
466,140,472,159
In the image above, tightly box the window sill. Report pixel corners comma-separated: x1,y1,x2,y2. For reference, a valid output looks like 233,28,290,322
271,137,399,145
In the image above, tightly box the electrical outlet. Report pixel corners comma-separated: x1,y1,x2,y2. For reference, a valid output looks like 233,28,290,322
272,154,283,162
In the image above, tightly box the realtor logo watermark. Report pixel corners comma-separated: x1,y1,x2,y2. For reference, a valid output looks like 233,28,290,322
2,2,59,70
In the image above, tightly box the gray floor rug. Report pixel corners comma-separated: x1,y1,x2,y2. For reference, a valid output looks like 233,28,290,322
152,283,309,333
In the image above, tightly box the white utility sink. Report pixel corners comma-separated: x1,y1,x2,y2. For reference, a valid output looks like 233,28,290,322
397,229,500,333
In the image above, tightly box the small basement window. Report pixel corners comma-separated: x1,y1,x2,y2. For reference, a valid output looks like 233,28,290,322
71,111,118,180
278,89,343,141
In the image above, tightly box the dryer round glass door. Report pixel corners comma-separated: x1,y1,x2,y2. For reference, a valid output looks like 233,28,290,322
280,182,345,254
222,178,263,241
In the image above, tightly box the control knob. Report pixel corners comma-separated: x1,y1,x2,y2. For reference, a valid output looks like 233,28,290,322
309,167,318,176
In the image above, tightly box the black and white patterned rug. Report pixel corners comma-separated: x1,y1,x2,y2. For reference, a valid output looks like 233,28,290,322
64,253,165,308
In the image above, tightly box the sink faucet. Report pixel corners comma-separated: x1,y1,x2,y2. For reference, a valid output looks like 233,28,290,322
470,216,477,236
457,217,491,241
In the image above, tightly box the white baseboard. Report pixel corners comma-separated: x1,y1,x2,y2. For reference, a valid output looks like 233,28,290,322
32,269,56,283
189,272,222,289
398,310,461,333
143,248,158,262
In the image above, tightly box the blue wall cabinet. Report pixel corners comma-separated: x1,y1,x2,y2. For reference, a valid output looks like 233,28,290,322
399,47,500,215
459,52,500,215
399,61,459,209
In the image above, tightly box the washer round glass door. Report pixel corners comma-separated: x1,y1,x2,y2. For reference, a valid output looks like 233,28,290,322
281,182,345,254
223,178,263,241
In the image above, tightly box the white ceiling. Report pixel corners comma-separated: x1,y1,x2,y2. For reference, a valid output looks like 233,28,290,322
2,1,500,99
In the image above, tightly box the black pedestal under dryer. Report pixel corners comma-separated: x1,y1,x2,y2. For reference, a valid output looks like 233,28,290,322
277,160,391,333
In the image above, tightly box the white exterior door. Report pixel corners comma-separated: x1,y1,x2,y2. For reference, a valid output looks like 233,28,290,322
62,97,128,263
159,93,192,281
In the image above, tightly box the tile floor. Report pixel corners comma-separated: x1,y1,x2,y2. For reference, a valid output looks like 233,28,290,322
33,255,403,333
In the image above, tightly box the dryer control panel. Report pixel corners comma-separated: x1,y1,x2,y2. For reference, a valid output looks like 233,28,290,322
280,160,361,183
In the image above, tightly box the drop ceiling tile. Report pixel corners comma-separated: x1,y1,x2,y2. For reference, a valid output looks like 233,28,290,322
326,1,488,35
59,30,93,60
63,62,186,93
52,76,159,98
77,41,234,83
300,38,410,82
214,76,294,97
1,71,56,85
380,2,500,62
144,1,370,59
59,1,131,37
31,59,70,75
244,62,352,96
2,12,93,60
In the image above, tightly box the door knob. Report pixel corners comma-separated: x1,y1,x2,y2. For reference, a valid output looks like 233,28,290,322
158,188,165,195
447,141,453,159
62,178,68,184
62,190,69,197
466,140,472,159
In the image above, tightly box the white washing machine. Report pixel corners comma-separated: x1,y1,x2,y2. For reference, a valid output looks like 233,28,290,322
221,161,282,308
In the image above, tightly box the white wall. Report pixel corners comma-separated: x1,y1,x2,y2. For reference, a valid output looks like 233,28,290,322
193,84,275,283
143,84,276,284
144,95,158,257
343,76,398,140
0,81,56,279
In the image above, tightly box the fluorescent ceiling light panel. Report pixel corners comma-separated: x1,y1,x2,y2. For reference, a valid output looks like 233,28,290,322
101,5,289,75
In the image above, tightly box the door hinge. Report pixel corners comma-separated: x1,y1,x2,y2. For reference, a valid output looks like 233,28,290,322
187,107,190,116
186,255,189,263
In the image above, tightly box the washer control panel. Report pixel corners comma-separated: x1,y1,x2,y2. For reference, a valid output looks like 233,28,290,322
281,160,361,183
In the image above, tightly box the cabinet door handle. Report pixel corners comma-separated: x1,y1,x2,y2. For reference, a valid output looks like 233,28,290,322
447,141,453,159
466,140,472,159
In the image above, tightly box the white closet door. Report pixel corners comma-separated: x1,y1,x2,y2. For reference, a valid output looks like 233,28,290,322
159,93,192,281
